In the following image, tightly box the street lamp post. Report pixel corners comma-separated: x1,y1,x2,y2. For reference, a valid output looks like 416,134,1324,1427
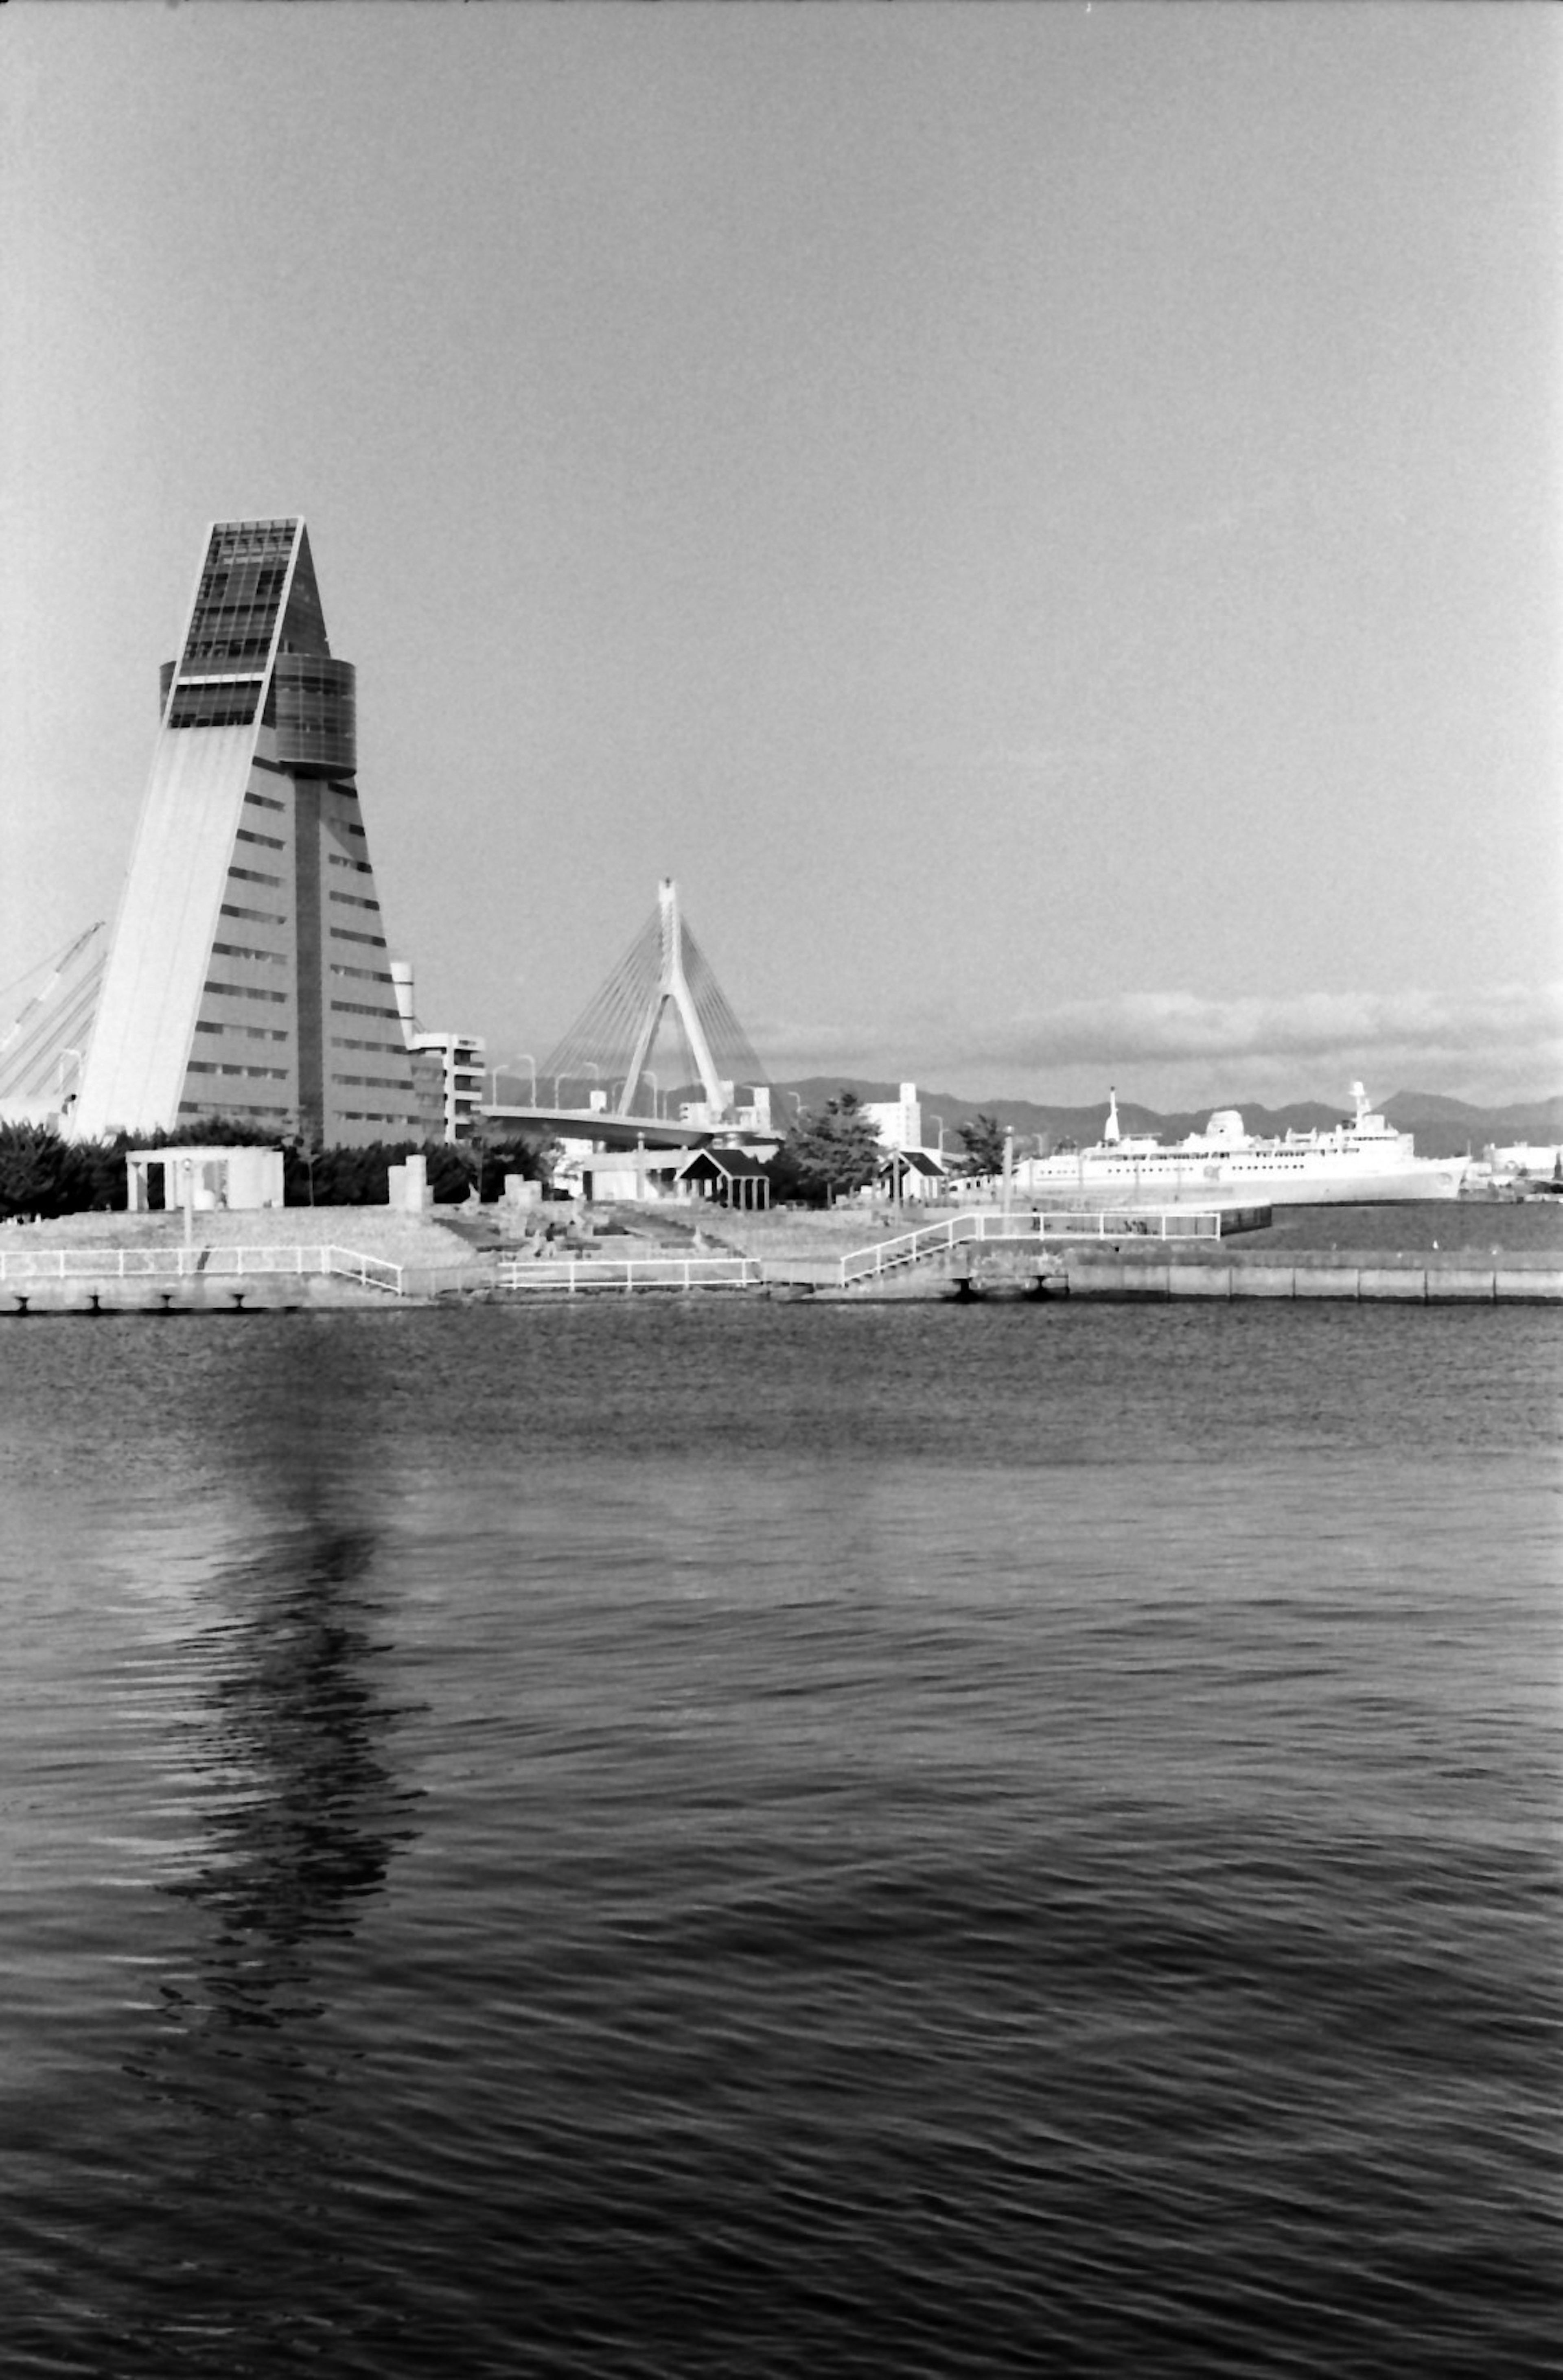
493,1051,537,1105
57,1046,83,1116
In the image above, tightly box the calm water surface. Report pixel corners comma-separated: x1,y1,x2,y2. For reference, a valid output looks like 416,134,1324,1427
2,1300,1559,2376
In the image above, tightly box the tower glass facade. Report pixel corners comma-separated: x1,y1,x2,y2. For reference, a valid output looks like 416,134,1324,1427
73,519,424,1147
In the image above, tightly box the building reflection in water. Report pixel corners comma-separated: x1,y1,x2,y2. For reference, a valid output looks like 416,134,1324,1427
148,1525,416,2081
118,1339,426,2267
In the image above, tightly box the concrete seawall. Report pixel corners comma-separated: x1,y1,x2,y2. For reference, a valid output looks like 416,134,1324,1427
3,1275,389,1315
7,1249,1561,1310
1058,1249,1563,1302
1,1263,485,1314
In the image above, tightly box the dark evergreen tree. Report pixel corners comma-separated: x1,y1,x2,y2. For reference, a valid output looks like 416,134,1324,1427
769,1091,882,1205
473,1134,558,1201
0,1115,561,1218
956,1112,1008,1175
0,1125,90,1220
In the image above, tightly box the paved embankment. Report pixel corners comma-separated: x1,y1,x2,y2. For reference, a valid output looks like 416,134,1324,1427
786,1248,1563,1303
688,1206,920,1288
701,1198,1563,1300
1054,1200,1563,1302
1209,1197,1563,1259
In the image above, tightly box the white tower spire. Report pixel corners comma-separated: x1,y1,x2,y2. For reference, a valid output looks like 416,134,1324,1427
616,879,727,1117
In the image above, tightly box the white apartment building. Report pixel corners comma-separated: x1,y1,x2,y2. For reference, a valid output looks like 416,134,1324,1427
410,1029,486,1144
862,1082,922,1151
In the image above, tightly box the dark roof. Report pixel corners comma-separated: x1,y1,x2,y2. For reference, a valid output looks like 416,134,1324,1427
878,1148,946,1176
676,1147,771,1180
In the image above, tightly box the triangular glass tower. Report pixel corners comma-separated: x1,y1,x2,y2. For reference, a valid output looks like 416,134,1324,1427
73,519,424,1146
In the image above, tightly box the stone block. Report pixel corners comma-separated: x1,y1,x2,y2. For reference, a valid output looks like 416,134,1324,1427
1062,1261,1125,1296
1229,1267,1297,1298
1292,1268,1360,1298
1357,1270,1427,1300
1167,1267,1233,1296
1426,1271,1497,1302
1495,1269,1563,1301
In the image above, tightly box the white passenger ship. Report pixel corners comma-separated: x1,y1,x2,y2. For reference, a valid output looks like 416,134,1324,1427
1016,1084,1468,1207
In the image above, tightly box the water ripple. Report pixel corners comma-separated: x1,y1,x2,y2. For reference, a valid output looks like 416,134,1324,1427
1,1305,1558,2376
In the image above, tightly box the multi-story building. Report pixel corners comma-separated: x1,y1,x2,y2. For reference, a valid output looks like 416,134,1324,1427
409,1029,487,1145
385,960,484,1146
72,518,425,1147
862,1082,923,1152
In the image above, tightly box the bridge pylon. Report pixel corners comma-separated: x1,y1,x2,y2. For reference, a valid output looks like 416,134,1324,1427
537,878,767,1124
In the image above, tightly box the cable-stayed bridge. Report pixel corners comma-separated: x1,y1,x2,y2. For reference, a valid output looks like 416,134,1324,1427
485,879,769,1145
0,923,106,1123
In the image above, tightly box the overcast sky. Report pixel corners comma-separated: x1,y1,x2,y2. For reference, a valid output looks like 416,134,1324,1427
3,4,1559,1109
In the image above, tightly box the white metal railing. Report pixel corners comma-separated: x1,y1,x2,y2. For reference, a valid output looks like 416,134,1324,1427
499,1212,1224,1293
1034,1209,1225,1240
494,1254,763,1294
838,1208,1223,1286
0,1215,1222,1304
0,1245,405,1294
324,1248,405,1295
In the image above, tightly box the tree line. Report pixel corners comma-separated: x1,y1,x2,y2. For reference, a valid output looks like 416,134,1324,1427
767,1095,1008,1204
0,1119,554,1221
0,1097,1010,1220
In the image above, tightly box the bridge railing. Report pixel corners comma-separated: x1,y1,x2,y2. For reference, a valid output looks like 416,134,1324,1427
494,1254,763,1294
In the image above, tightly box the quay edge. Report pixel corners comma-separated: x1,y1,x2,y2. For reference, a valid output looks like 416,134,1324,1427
1055,1246,1563,1303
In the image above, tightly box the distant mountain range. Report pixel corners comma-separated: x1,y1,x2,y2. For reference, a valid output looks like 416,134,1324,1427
486,1069,1563,1156
768,1079,1563,1158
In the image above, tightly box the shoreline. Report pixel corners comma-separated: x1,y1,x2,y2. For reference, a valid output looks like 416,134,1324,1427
3,1198,1561,1310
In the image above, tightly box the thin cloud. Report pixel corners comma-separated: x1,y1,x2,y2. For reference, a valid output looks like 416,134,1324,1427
961,985,1563,1072
756,985,1563,1101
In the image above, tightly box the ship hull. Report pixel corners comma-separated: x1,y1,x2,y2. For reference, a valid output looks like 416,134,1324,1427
1018,1161,1467,1209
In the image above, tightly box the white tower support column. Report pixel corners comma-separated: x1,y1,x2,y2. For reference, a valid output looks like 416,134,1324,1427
538,878,766,1128
616,880,725,1117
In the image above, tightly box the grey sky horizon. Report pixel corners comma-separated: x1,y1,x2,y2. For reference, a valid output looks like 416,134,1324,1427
3,4,1559,1112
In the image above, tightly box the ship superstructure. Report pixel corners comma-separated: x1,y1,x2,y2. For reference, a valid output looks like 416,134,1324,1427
1016,1084,1467,1206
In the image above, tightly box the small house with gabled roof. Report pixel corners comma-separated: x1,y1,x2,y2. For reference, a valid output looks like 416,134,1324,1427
674,1147,772,1210
876,1147,948,1202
